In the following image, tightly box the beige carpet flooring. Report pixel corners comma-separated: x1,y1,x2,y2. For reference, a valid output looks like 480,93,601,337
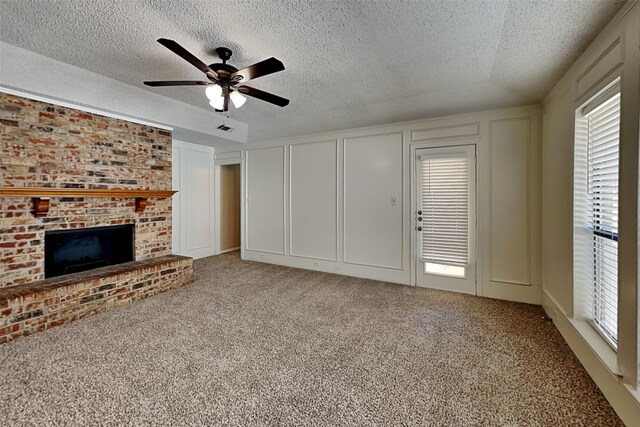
0,252,623,426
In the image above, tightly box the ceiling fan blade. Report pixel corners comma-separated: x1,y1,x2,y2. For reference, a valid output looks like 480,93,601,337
231,57,284,83
144,80,211,87
237,85,289,107
157,38,218,79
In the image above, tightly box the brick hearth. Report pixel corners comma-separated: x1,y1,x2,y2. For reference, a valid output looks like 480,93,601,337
0,255,193,343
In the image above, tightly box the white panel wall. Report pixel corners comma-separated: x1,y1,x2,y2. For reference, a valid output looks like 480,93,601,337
489,118,530,285
289,141,337,260
185,149,213,251
540,4,640,423
217,104,541,292
344,133,403,269
409,110,541,304
246,147,285,254
172,140,215,259
541,88,574,313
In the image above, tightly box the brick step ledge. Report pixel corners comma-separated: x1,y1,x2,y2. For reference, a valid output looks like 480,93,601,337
1,254,194,344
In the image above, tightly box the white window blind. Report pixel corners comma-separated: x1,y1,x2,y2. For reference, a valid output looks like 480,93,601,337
420,154,469,267
586,92,620,347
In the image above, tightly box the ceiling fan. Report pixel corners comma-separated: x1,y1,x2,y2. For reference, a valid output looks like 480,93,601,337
143,38,289,112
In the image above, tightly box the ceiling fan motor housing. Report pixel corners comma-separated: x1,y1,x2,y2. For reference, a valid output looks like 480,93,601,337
209,48,239,82
209,63,238,81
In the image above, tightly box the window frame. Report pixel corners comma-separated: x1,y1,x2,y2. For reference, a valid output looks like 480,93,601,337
573,80,621,352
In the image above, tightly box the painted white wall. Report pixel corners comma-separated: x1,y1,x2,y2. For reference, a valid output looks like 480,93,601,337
0,41,248,146
215,104,542,304
540,2,640,423
172,140,216,259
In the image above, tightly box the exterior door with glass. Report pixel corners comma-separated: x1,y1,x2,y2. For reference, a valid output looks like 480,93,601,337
415,145,476,294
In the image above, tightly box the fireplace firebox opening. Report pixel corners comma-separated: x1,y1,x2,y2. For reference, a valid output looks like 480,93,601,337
44,224,135,278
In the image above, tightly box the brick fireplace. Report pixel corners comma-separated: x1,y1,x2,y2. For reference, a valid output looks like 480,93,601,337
0,92,194,343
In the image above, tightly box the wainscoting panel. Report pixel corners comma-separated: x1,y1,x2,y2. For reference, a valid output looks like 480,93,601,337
172,141,215,259
246,146,286,254
185,149,214,252
411,123,480,142
343,132,403,269
289,140,338,261
489,118,530,285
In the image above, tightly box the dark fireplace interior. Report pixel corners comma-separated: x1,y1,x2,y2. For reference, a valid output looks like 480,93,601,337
45,225,135,278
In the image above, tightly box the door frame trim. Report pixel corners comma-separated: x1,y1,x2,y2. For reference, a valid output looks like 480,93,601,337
214,158,244,257
409,140,479,292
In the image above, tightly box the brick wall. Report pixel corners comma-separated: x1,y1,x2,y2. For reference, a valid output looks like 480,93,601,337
0,92,174,287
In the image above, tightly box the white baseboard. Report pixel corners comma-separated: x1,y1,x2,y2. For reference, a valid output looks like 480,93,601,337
542,289,640,425
242,250,410,285
482,282,541,305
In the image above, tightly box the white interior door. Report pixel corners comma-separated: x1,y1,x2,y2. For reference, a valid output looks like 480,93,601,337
415,145,476,294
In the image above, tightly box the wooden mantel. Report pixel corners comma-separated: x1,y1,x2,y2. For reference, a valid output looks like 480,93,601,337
0,188,177,217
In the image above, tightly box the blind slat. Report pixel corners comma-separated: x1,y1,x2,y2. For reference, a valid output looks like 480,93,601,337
420,154,469,267
585,92,620,346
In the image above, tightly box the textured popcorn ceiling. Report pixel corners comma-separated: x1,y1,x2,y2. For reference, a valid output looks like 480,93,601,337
0,0,625,142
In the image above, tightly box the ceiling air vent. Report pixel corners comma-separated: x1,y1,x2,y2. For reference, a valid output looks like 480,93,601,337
216,124,233,132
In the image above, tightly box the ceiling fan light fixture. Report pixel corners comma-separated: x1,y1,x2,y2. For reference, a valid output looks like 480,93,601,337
230,91,246,108
205,84,223,100
209,96,225,111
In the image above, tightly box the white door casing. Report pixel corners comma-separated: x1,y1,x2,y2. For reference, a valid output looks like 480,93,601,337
415,145,476,294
